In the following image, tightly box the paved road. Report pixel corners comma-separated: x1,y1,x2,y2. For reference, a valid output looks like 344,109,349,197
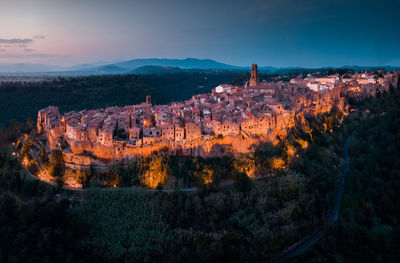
270,134,354,263
17,133,355,261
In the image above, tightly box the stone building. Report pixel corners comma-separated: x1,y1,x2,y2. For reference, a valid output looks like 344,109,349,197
128,125,141,143
249,64,258,87
37,106,60,133
174,124,185,142
37,64,395,166
162,123,175,141
185,122,202,141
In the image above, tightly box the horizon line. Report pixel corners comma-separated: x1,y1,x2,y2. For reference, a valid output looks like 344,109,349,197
0,56,399,71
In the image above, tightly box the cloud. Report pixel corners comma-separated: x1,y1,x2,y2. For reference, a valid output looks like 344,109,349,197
0,53,55,59
24,48,35,53
33,35,45,39
0,48,6,52
0,38,33,45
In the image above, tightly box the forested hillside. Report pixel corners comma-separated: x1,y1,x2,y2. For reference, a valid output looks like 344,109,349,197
1,75,399,263
0,104,348,262
0,68,359,127
295,86,400,262
0,71,243,126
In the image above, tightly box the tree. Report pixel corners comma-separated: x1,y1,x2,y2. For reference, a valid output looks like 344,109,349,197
48,150,65,179
233,172,252,193
75,169,91,188
141,153,169,188
39,147,49,164
302,120,313,141
21,136,34,157
105,165,122,187
195,165,214,187
234,156,256,177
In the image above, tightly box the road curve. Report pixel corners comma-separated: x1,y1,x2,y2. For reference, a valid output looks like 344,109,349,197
16,133,355,261
270,133,354,263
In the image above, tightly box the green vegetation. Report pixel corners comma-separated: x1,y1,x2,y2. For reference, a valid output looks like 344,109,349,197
0,103,348,262
0,73,398,262
59,105,344,190
47,150,65,178
61,108,348,262
0,69,360,127
0,123,90,263
78,189,174,262
294,85,400,263
0,72,243,126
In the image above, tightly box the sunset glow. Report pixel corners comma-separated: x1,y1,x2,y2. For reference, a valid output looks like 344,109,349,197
1,0,399,67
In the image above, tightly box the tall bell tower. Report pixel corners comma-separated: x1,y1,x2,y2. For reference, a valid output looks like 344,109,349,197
249,64,258,86
146,95,152,105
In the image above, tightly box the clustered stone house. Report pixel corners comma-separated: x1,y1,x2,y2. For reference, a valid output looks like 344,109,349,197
37,65,398,164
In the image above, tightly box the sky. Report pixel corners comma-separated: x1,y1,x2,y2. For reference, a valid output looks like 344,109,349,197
0,0,399,67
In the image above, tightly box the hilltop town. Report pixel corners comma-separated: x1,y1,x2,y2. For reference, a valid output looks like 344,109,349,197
36,65,399,169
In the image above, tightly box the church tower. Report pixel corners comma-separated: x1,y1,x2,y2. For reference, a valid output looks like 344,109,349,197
146,95,152,105
249,64,258,86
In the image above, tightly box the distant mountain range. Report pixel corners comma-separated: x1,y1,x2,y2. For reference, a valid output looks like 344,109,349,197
0,58,399,76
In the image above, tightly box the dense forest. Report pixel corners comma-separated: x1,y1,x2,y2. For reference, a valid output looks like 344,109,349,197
1,101,346,262
0,68,360,127
294,85,400,262
0,71,244,126
1,73,399,262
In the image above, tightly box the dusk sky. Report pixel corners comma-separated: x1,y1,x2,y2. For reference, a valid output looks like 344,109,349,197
1,0,399,67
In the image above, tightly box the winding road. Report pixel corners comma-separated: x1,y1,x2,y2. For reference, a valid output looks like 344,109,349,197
270,133,354,263
16,132,355,262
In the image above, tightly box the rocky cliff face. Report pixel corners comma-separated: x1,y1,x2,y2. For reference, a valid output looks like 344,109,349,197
51,132,281,169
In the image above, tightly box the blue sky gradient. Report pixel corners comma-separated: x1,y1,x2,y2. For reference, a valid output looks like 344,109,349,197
0,0,399,67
